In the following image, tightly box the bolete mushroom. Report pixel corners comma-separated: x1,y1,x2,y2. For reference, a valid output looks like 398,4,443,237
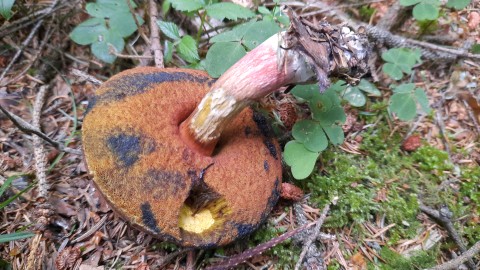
82,16,369,247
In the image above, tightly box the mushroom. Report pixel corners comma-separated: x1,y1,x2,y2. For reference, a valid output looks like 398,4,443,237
82,17,369,247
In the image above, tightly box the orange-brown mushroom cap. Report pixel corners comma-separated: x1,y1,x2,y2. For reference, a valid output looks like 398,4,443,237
82,67,282,247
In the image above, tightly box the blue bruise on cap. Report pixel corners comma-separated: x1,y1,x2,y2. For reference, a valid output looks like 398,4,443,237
235,223,256,239
97,71,215,103
252,111,278,159
140,202,161,233
107,134,142,167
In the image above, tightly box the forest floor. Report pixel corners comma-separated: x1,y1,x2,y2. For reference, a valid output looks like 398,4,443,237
0,0,479,269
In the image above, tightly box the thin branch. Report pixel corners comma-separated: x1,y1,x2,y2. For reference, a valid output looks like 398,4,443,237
126,0,150,45
420,204,477,270
426,241,480,270
295,198,337,270
32,86,49,200
0,104,82,155
70,69,103,86
149,0,164,68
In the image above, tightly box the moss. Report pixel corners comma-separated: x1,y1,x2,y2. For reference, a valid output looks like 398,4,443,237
250,224,301,269
367,247,436,270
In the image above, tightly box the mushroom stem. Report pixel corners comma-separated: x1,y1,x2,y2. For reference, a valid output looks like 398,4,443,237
180,32,316,156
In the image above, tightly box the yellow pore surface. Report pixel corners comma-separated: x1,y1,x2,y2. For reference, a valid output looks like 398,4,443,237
178,205,215,234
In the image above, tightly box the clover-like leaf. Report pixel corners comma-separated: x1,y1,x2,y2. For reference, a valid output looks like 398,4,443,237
412,3,439,20
390,92,417,121
414,88,431,113
242,20,280,50
70,17,108,45
0,0,15,20
312,104,346,125
157,21,181,40
394,83,416,94
284,141,320,180
357,79,381,96
382,48,422,80
210,20,256,43
205,42,246,77
177,35,199,63
291,84,322,101
342,87,366,107
169,0,204,12
446,0,470,10
91,32,125,64
110,12,144,38
205,2,255,21
292,120,328,152
86,0,136,18
321,124,345,145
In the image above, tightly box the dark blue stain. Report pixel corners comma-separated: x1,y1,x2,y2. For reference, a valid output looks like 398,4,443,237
244,126,252,137
85,96,97,114
264,160,269,172
97,72,214,103
140,202,161,233
235,223,256,239
264,139,278,160
261,178,280,221
107,134,142,167
252,111,274,138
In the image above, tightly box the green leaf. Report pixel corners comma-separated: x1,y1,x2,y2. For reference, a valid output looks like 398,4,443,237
205,2,255,21
242,20,280,50
205,42,246,77
472,44,480,54
210,20,256,43
170,0,204,12
446,0,470,9
399,0,421,6
0,179,36,209
342,87,366,107
0,0,15,20
313,105,346,125
382,48,422,80
164,40,174,63
0,176,14,199
390,92,417,120
291,84,322,101
412,3,439,20
162,0,171,16
292,120,328,152
328,80,348,93
414,88,431,113
157,21,181,40
86,0,136,18
284,141,320,180
177,35,199,63
109,12,144,38
70,18,108,45
0,231,35,243
357,79,381,96
321,124,345,145
91,32,125,63
258,6,271,15
393,83,416,93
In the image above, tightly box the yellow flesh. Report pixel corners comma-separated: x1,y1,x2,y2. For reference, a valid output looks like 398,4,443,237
178,205,215,234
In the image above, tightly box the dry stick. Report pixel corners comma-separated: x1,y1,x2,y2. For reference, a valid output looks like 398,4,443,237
25,233,42,270
435,110,454,164
32,86,49,199
148,0,164,68
70,69,103,86
0,20,44,84
294,198,337,270
420,204,477,270
426,241,480,270
0,105,82,155
299,0,386,18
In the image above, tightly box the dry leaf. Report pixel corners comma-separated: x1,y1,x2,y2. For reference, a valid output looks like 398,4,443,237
468,12,480,30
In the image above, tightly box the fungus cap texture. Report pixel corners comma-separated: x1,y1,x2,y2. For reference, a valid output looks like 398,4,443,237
82,67,282,247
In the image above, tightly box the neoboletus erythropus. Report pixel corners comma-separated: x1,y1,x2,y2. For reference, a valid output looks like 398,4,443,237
82,13,370,247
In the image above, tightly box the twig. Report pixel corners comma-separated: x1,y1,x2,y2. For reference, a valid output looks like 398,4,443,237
420,204,477,270
434,110,453,163
186,250,195,270
0,104,82,155
71,214,108,243
299,0,386,18
70,69,103,86
205,201,337,270
149,0,164,68
294,198,337,270
32,86,49,200
126,0,150,45
426,241,480,270
0,20,44,84
109,45,154,60
461,99,480,136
